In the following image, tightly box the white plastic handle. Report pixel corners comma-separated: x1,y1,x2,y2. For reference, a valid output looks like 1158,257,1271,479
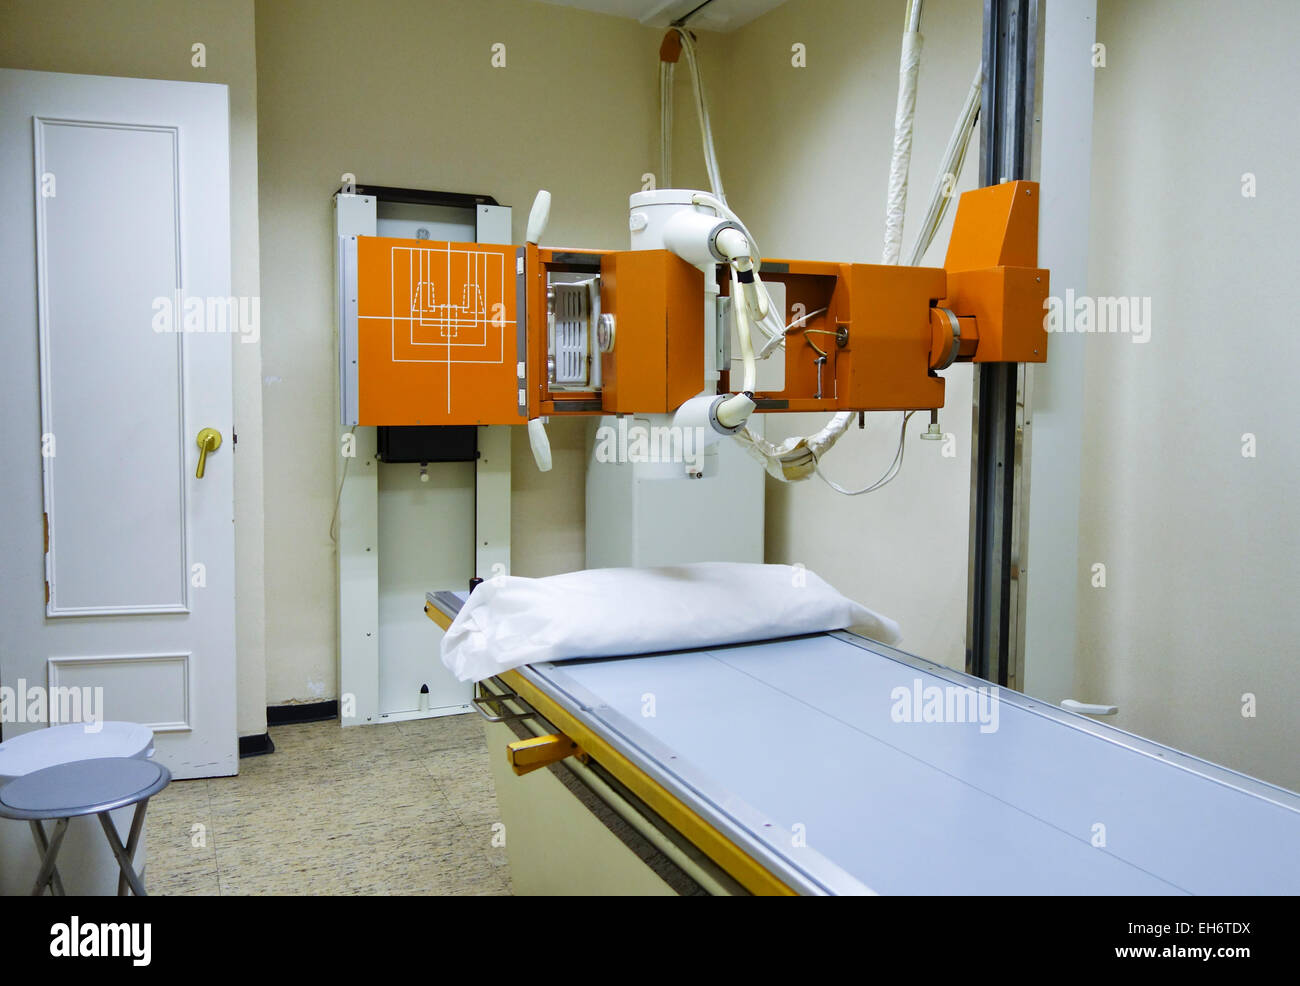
527,417,552,472
526,190,551,245
1061,699,1119,717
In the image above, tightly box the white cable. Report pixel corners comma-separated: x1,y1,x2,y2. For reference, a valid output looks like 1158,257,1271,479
785,306,828,333
815,412,916,496
329,430,354,543
674,28,726,202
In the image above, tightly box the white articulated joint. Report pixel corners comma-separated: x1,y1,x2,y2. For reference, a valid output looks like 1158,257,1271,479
661,210,747,269
674,393,752,443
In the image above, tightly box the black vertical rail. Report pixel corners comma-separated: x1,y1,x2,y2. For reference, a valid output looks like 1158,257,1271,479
967,0,1038,685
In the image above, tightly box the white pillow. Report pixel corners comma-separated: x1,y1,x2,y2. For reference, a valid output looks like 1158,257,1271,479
440,562,900,683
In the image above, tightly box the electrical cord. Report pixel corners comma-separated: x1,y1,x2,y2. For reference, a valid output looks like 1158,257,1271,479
781,306,831,357
784,307,829,332
329,429,354,543
814,411,916,496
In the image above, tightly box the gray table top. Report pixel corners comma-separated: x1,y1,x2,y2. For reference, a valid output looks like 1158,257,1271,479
0,757,170,820
520,631,1300,895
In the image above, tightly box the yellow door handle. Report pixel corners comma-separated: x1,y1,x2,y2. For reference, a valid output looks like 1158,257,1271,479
195,428,222,478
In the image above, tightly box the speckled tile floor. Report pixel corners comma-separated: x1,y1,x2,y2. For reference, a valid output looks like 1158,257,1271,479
144,715,511,895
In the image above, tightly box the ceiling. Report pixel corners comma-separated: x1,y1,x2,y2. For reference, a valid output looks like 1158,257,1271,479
533,0,789,32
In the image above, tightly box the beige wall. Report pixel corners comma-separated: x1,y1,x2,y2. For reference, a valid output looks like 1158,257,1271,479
254,0,661,703
1077,0,1300,790
687,0,983,669
0,0,268,739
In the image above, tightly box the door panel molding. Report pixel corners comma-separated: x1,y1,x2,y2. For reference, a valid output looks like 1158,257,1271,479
33,116,191,617
47,651,194,733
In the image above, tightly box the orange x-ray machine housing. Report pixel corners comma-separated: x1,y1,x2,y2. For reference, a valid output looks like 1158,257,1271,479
350,180,1047,428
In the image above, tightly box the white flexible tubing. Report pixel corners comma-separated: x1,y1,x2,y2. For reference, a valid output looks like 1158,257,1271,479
526,190,551,244
527,417,553,472
713,227,770,334
907,63,982,266
883,22,924,263
714,268,758,430
691,191,782,348
732,410,855,482
660,60,674,187
730,266,757,393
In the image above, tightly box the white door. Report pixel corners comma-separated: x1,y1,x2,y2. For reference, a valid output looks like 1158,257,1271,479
0,69,238,778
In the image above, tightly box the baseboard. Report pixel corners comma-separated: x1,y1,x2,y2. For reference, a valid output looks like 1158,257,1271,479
266,700,339,726
238,732,276,758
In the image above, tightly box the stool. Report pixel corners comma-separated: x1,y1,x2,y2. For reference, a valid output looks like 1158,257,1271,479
0,757,171,896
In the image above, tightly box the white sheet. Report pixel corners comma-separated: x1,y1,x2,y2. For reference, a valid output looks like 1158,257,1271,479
440,562,901,683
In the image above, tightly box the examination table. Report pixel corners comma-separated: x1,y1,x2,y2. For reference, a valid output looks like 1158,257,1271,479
426,592,1300,896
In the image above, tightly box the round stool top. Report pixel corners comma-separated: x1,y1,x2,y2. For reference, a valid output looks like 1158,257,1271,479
0,722,155,781
0,758,170,820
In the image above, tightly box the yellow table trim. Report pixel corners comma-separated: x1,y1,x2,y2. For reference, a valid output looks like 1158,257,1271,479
499,668,798,896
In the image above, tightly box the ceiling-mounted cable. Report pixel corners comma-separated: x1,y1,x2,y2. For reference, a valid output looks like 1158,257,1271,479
671,27,726,202
907,64,982,266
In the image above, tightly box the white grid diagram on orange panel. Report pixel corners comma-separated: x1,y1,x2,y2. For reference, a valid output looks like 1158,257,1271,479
358,243,515,413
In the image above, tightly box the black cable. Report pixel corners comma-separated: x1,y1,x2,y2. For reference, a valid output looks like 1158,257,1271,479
671,0,717,28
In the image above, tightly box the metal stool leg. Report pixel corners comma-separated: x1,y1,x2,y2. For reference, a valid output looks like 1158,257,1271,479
98,800,149,897
29,817,69,896
118,797,150,896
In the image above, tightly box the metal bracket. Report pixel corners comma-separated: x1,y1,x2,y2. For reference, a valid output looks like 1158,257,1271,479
716,295,732,371
471,680,536,724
